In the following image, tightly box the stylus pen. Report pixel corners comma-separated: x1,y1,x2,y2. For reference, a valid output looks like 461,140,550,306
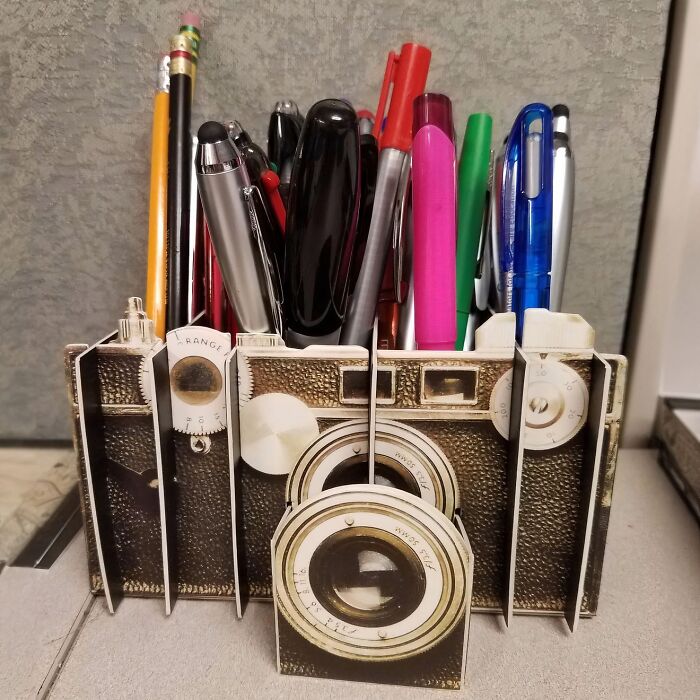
196,121,282,334
145,53,169,339
341,43,431,347
165,33,193,331
455,113,492,350
225,120,285,266
411,93,457,351
284,99,361,347
550,104,574,312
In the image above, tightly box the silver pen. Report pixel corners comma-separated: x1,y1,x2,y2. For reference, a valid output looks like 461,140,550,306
340,42,431,347
195,121,282,334
550,104,575,312
341,148,408,347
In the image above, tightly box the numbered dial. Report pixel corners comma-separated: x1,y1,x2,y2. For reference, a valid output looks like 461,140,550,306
138,340,164,406
166,327,231,435
490,360,589,450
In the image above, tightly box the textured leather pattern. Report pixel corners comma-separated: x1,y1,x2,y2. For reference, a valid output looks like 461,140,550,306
172,431,235,597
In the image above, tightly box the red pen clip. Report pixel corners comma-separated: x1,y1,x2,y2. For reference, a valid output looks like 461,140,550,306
260,169,287,235
372,44,431,152
372,51,398,145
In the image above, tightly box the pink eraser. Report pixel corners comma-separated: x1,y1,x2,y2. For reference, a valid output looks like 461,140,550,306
180,11,201,28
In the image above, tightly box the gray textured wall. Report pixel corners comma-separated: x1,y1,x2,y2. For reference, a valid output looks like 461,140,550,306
0,0,669,440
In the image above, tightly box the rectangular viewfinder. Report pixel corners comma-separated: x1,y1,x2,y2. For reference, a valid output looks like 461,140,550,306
420,367,478,405
340,367,395,404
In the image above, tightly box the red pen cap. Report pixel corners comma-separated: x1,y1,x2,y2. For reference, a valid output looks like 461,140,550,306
376,43,431,152
413,93,453,141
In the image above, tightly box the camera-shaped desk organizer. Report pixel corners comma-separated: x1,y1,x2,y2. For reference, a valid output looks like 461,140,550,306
232,310,626,632
271,484,473,690
65,300,241,613
229,340,371,599
376,311,626,626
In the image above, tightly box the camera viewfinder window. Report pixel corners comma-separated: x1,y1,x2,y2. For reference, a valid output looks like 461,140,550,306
421,368,478,405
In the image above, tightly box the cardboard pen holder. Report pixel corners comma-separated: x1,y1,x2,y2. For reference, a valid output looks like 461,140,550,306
65,308,626,690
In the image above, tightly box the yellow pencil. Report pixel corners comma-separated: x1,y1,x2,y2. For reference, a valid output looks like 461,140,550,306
145,53,170,339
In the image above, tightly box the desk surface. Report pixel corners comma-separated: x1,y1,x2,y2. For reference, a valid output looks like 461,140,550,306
1,449,699,699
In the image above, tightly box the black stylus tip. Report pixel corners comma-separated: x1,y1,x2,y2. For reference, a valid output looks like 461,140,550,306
552,104,569,118
198,121,228,144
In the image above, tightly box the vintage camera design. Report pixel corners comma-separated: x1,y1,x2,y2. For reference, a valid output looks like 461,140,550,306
65,298,165,606
158,324,237,603
234,339,471,599
503,346,627,616
65,301,239,611
233,342,372,599
373,347,513,611
376,311,626,617
272,484,473,690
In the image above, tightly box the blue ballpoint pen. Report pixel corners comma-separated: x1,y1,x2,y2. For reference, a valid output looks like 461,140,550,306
500,103,553,340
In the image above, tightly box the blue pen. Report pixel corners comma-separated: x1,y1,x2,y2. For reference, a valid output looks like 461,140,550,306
500,103,553,340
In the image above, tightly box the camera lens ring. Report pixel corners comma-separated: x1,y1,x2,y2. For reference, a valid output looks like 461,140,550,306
274,484,471,662
286,419,460,519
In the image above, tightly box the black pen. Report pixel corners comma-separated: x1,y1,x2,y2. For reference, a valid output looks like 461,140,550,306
166,33,193,331
284,99,361,348
267,100,303,203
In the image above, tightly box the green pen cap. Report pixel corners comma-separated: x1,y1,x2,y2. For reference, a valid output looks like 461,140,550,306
456,113,493,350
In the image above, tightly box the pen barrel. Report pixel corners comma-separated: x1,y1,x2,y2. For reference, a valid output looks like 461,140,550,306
550,144,574,312
166,71,192,331
267,111,302,190
284,99,361,346
513,273,550,339
197,166,277,334
350,134,379,295
456,114,492,349
340,148,406,347
411,125,457,351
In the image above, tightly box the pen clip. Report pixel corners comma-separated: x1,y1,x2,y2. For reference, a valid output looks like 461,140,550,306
372,50,398,144
242,186,285,336
475,150,495,279
392,154,413,303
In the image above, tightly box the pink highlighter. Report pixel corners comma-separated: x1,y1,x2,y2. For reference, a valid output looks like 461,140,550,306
411,93,457,350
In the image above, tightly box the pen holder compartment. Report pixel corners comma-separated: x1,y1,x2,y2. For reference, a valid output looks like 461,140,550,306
65,337,165,608
230,341,371,600
271,486,474,690
231,312,627,627
66,308,625,630
65,319,240,614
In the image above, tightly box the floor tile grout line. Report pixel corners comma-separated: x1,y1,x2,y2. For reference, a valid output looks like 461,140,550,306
37,592,95,699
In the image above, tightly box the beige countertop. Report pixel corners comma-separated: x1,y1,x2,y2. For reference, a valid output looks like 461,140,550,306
1,448,699,699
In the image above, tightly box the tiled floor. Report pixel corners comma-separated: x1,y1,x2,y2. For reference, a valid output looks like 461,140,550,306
1,449,699,698
0,448,77,565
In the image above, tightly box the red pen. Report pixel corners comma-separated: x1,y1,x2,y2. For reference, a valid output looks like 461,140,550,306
260,169,287,234
204,223,227,332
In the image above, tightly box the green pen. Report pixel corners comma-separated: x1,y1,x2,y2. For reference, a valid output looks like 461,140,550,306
456,113,493,350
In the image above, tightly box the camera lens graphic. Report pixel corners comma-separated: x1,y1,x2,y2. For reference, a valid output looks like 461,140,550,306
308,529,426,627
321,455,422,498
286,419,459,519
274,485,471,661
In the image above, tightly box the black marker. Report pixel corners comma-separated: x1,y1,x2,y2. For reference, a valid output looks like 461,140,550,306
284,99,361,348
